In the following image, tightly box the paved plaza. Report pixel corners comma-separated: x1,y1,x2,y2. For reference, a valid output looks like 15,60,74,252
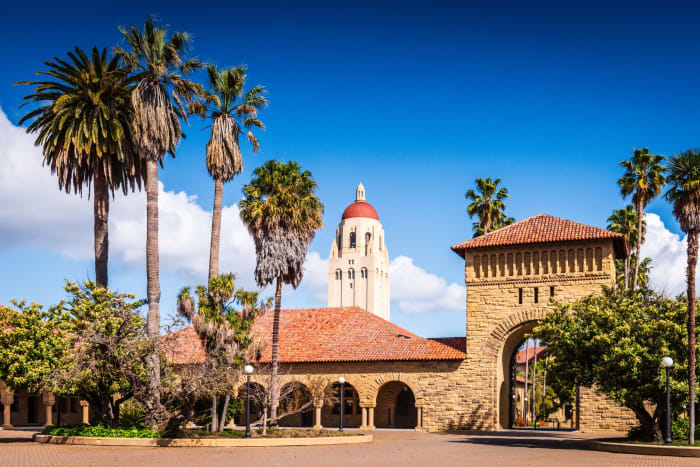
0,428,697,466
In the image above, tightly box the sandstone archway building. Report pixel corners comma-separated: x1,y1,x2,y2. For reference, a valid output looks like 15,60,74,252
1,187,637,432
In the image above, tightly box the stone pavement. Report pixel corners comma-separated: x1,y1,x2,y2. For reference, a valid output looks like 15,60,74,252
0,428,697,466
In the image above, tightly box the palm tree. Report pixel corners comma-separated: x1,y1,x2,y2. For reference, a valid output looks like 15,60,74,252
465,177,512,237
201,64,267,281
17,47,143,288
115,18,202,425
665,149,700,444
239,160,324,424
615,255,651,289
607,205,644,290
618,148,665,289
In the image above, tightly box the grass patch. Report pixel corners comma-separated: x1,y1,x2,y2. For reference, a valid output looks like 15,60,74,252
43,424,159,438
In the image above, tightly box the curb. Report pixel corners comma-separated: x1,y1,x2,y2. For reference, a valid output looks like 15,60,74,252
589,440,700,457
33,433,372,447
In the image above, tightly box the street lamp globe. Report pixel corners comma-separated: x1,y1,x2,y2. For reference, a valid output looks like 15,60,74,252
662,357,674,368
244,364,254,374
338,376,345,384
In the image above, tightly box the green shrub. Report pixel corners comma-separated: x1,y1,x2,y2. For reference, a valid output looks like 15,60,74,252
119,403,145,428
671,418,700,441
42,424,159,438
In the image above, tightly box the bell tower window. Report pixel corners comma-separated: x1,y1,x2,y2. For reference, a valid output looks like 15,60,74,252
350,232,356,249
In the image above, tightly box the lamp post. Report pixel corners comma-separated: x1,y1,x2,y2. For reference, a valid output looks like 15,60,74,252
244,365,253,438
338,377,345,432
662,357,673,445
512,393,517,427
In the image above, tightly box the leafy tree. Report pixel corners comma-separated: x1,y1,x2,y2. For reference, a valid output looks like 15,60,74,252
115,17,203,425
533,288,691,441
618,148,665,290
0,302,70,393
50,281,151,427
239,160,324,423
176,273,268,432
465,177,513,237
16,47,143,288
607,205,644,290
665,148,700,444
200,65,267,281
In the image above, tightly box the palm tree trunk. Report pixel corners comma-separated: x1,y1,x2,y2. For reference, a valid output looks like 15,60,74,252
270,275,283,423
634,201,643,290
687,231,697,445
624,255,630,290
93,169,109,288
218,394,230,432
208,179,224,282
211,396,218,433
145,159,162,426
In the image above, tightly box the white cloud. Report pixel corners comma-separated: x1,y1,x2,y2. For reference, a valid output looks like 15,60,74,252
0,106,256,286
642,213,690,297
302,251,329,303
390,255,465,313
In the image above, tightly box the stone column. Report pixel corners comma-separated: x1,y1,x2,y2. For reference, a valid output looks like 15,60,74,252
313,403,323,430
42,392,55,427
415,406,423,431
0,384,13,429
367,406,375,430
1,394,13,429
80,400,89,424
360,406,368,429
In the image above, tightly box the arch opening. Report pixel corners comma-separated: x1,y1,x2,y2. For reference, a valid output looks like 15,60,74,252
278,382,314,427
375,381,417,429
236,382,266,426
322,382,361,428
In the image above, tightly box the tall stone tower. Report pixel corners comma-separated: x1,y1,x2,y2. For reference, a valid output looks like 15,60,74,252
328,183,391,320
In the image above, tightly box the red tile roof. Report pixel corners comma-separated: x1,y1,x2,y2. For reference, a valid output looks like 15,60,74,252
163,327,207,365
429,337,466,353
450,214,627,259
516,347,546,364
167,307,465,364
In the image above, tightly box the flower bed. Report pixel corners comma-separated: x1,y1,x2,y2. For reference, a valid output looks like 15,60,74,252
185,428,357,438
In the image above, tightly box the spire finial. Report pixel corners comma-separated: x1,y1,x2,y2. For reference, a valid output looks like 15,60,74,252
355,182,366,201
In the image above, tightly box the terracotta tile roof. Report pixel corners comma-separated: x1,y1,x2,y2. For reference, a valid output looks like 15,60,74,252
450,214,627,259
166,307,465,364
163,327,207,365
516,347,546,364
429,337,466,353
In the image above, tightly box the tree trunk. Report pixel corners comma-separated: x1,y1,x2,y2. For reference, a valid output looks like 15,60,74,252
219,394,230,432
624,255,630,290
270,275,283,423
629,404,662,441
93,169,109,288
633,201,643,290
211,396,218,433
523,339,530,421
688,230,697,445
145,159,162,427
208,179,224,282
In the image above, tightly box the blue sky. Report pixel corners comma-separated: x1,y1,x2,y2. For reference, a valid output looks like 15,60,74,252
1,2,699,337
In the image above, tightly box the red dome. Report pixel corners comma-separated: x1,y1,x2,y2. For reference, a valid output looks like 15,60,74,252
342,201,379,220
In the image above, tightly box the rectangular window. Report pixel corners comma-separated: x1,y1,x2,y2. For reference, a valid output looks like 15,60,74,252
534,287,539,304
550,286,555,297
518,288,523,305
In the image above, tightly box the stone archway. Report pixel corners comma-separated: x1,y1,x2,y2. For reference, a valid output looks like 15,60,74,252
278,381,314,427
375,381,417,428
482,308,549,430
